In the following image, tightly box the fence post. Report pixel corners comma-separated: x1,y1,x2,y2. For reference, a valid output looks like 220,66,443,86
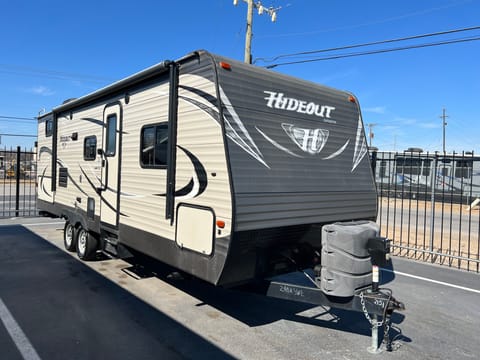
15,146,21,217
429,154,437,259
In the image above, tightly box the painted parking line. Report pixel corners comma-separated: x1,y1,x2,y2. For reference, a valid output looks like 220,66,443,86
0,221,64,227
382,268,480,294
0,297,42,360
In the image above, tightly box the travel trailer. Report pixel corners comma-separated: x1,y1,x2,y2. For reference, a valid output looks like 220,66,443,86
38,51,405,351
38,50,382,290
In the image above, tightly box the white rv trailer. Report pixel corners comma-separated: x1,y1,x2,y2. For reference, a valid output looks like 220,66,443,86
37,50,381,289
372,150,480,201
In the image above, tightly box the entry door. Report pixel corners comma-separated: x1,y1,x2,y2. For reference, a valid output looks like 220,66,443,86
101,103,122,227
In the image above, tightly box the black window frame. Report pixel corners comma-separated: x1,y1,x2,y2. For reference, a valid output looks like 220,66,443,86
140,122,169,169
45,119,53,137
105,114,117,157
83,135,97,161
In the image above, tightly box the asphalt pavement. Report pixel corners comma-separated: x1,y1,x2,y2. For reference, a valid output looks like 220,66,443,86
0,217,479,360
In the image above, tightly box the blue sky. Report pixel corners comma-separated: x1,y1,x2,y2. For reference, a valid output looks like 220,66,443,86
0,0,479,152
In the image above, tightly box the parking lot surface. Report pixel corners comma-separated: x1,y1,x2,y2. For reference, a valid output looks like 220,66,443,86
1,217,479,359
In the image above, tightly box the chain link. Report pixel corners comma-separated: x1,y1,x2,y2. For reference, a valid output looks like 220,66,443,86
360,291,396,351
359,291,384,327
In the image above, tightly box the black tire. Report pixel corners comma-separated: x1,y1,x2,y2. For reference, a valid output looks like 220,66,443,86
76,227,98,261
63,221,77,252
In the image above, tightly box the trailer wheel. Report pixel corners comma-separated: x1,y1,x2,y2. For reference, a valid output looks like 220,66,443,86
76,227,98,261
63,221,77,252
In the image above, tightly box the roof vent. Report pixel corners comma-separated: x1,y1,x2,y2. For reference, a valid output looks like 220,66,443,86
62,98,77,104
405,147,423,153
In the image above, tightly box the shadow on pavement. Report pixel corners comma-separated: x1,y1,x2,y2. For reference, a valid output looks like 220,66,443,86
0,225,235,360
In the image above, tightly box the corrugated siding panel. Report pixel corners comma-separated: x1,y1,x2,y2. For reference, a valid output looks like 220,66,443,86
120,80,175,239
120,61,232,240
213,55,376,231
55,107,103,215
236,192,376,229
37,115,53,203
174,63,232,235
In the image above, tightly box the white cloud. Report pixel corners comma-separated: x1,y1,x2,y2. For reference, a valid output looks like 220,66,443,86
364,106,386,114
27,86,55,96
418,122,440,129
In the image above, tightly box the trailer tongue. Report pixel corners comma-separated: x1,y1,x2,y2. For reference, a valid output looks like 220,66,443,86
256,222,405,353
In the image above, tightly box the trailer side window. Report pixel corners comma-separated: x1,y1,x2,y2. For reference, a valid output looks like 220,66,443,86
455,160,472,179
422,159,432,176
396,157,421,176
379,160,387,178
105,114,117,157
84,136,97,161
45,119,53,137
140,123,168,168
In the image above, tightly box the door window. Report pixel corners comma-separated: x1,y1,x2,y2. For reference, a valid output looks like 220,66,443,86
105,114,117,157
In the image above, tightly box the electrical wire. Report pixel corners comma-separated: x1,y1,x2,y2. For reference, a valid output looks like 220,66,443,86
265,36,480,68
255,25,480,64
0,116,36,121
0,134,37,138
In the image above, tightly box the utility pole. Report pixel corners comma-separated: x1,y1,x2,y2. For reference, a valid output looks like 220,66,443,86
367,123,377,148
233,0,280,64
439,108,449,153
245,0,254,64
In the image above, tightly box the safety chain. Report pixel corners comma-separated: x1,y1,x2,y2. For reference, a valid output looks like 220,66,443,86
359,291,384,327
360,291,395,352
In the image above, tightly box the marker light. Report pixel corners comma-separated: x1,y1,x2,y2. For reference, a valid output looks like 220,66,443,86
216,220,226,229
348,95,356,103
219,62,232,70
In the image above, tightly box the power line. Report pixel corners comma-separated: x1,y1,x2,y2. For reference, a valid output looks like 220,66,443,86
0,134,37,138
265,36,480,68
255,25,480,64
0,115,36,121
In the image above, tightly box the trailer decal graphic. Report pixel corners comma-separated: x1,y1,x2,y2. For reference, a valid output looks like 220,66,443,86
78,166,129,217
281,124,329,155
179,84,269,169
55,160,89,196
323,140,350,160
352,116,368,172
39,146,52,160
39,166,51,198
153,146,207,200
219,87,269,169
263,91,336,120
255,126,303,158
81,117,105,127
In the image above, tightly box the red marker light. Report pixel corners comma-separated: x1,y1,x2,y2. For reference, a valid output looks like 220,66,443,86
219,62,232,70
348,95,356,103
216,220,226,229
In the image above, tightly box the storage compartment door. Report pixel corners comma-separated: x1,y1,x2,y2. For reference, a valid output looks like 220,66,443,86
176,204,215,256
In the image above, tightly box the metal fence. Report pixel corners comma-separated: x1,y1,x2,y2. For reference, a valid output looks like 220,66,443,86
372,150,480,272
2,146,479,272
0,146,38,218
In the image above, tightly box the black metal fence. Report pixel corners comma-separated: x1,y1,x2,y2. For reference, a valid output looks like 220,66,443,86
0,146,37,218
2,146,479,272
372,150,480,272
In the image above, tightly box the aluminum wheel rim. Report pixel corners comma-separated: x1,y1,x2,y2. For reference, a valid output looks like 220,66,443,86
78,230,87,255
65,225,73,247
